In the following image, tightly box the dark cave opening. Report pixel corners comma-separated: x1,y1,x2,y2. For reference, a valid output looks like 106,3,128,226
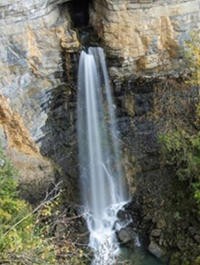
68,0,92,28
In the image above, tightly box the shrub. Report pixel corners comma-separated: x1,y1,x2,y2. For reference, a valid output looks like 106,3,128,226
159,116,200,212
0,147,89,265
159,33,200,211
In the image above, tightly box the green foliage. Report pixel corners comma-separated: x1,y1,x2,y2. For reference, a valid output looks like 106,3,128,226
0,147,89,265
159,129,200,180
159,34,200,211
0,150,31,252
0,147,58,264
193,182,200,204
159,123,200,211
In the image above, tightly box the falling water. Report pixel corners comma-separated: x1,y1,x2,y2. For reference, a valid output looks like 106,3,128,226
77,47,128,264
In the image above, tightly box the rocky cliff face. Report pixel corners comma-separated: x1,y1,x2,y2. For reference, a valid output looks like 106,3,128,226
1,0,199,201
115,77,200,264
0,0,80,202
91,0,200,76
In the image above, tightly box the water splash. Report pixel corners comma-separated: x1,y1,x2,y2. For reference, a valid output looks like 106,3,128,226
77,47,129,264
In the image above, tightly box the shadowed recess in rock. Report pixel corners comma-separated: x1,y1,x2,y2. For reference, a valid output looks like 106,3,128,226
68,0,93,27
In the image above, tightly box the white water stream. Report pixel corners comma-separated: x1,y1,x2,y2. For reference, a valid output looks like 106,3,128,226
77,47,129,264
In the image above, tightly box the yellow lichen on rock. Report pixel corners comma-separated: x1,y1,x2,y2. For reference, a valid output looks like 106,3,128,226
91,0,199,73
56,22,80,52
0,94,39,156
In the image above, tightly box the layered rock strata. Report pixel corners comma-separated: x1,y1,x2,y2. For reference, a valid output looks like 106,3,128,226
91,0,200,76
0,0,79,202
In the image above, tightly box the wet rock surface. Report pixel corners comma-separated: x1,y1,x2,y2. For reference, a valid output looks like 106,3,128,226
117,227,135,245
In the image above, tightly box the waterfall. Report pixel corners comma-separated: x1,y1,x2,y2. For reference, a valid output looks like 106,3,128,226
77,47,128,264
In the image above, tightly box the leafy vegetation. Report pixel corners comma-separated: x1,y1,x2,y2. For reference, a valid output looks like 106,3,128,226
159,34,200,212
156,36,200,265
159,129,200,208
0,147,89,265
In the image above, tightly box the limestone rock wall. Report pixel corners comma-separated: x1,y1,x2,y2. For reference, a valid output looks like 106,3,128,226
91,0,200,76
0,0,79,202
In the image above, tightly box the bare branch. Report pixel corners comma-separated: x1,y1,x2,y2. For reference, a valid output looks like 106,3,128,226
3,181,63,237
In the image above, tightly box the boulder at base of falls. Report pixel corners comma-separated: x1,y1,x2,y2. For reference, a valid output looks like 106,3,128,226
116,227,136,245
148,241,166,259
